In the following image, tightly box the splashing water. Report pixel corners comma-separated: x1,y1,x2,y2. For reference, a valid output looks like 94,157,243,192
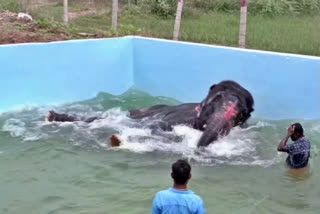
0,88,319,214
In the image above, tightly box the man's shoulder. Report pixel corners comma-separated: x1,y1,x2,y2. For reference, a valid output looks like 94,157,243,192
190,193,204,203
295,137,311,147
156,189,171,195
300,137,310,143
155,189,202,200
290,137,310,147
154,189,172,199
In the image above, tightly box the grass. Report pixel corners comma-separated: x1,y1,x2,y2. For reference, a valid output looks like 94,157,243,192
69,10,320,56
1,0,319,56
29,4,98,22
0,0,23,12
70,13,112,34
246,15,320,56
30,5,64,22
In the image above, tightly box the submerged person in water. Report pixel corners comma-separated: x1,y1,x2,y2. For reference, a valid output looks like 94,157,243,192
277,123,310,169
45,110,100,123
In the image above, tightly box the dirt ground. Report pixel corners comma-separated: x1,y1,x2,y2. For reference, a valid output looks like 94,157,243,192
0,10,72,44
0,10,106,45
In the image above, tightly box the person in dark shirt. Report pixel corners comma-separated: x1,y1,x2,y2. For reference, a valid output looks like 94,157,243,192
45,110,100,123
277,123,310,169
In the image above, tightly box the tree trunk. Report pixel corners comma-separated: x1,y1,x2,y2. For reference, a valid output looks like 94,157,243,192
173,0,184,41
239,0,248,48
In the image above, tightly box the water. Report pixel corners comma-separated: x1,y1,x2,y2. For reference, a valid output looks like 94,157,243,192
0,88,319,214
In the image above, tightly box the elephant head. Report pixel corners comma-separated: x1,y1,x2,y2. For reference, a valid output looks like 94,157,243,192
194,81,254,147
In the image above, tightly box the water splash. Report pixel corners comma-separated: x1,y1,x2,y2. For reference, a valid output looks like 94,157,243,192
0,88,317,167
2,119,26,137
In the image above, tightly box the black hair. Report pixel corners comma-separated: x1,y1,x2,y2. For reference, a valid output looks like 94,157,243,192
171,159,191,185
292,122,304,136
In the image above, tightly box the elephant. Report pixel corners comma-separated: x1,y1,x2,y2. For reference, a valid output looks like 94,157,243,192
129,80,254,147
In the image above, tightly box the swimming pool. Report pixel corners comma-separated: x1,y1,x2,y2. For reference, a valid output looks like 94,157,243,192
0,37,319,214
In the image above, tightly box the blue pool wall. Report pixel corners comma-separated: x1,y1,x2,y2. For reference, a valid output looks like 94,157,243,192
0,37,134,111
133,38,320,120
0,36,319,120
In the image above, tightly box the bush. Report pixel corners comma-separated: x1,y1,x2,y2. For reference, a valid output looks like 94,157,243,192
150,0,176,17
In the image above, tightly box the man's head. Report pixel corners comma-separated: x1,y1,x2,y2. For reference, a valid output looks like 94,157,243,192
46,110,57,122
171,159,191,185
291,122,304,141
110,134,122,147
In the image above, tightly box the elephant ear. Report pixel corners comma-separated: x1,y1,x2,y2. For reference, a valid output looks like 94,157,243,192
210,84,216,90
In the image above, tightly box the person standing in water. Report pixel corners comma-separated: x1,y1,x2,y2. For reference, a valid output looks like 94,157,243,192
151,159,206,214
277,123,311,169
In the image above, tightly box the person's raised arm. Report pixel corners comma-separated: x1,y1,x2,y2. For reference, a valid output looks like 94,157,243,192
277,125,295,152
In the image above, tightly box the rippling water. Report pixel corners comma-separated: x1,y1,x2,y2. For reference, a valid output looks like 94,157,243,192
0,88,319,214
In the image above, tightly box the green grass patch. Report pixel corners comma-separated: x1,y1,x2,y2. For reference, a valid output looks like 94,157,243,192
246,15,320,56
22,4,320,56
30,5,64,22
70,10,319,56
1,0,318,56
0,0,23,13
70,13,112,34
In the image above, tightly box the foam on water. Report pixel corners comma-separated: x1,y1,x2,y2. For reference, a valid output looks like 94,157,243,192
2,119,26,137
311,123,320,133
82,109,278,166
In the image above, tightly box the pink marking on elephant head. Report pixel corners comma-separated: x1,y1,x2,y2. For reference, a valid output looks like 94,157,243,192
224,103,238,120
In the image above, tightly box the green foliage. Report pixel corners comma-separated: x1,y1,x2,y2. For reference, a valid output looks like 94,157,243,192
0,0,23,13
107,24,141,37
248,0,305,15
37,18,54,29
189,0,239,12
150,0,176,17
135,0,320,16
185,0,320,15
37,18,72,34
122,4,144,16
119,24,141,35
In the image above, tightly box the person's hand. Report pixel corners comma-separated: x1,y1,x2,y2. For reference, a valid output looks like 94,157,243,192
287,125,295,136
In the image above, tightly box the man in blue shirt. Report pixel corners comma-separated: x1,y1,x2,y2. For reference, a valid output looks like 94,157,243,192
277,123,310,169
151,159,206,214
